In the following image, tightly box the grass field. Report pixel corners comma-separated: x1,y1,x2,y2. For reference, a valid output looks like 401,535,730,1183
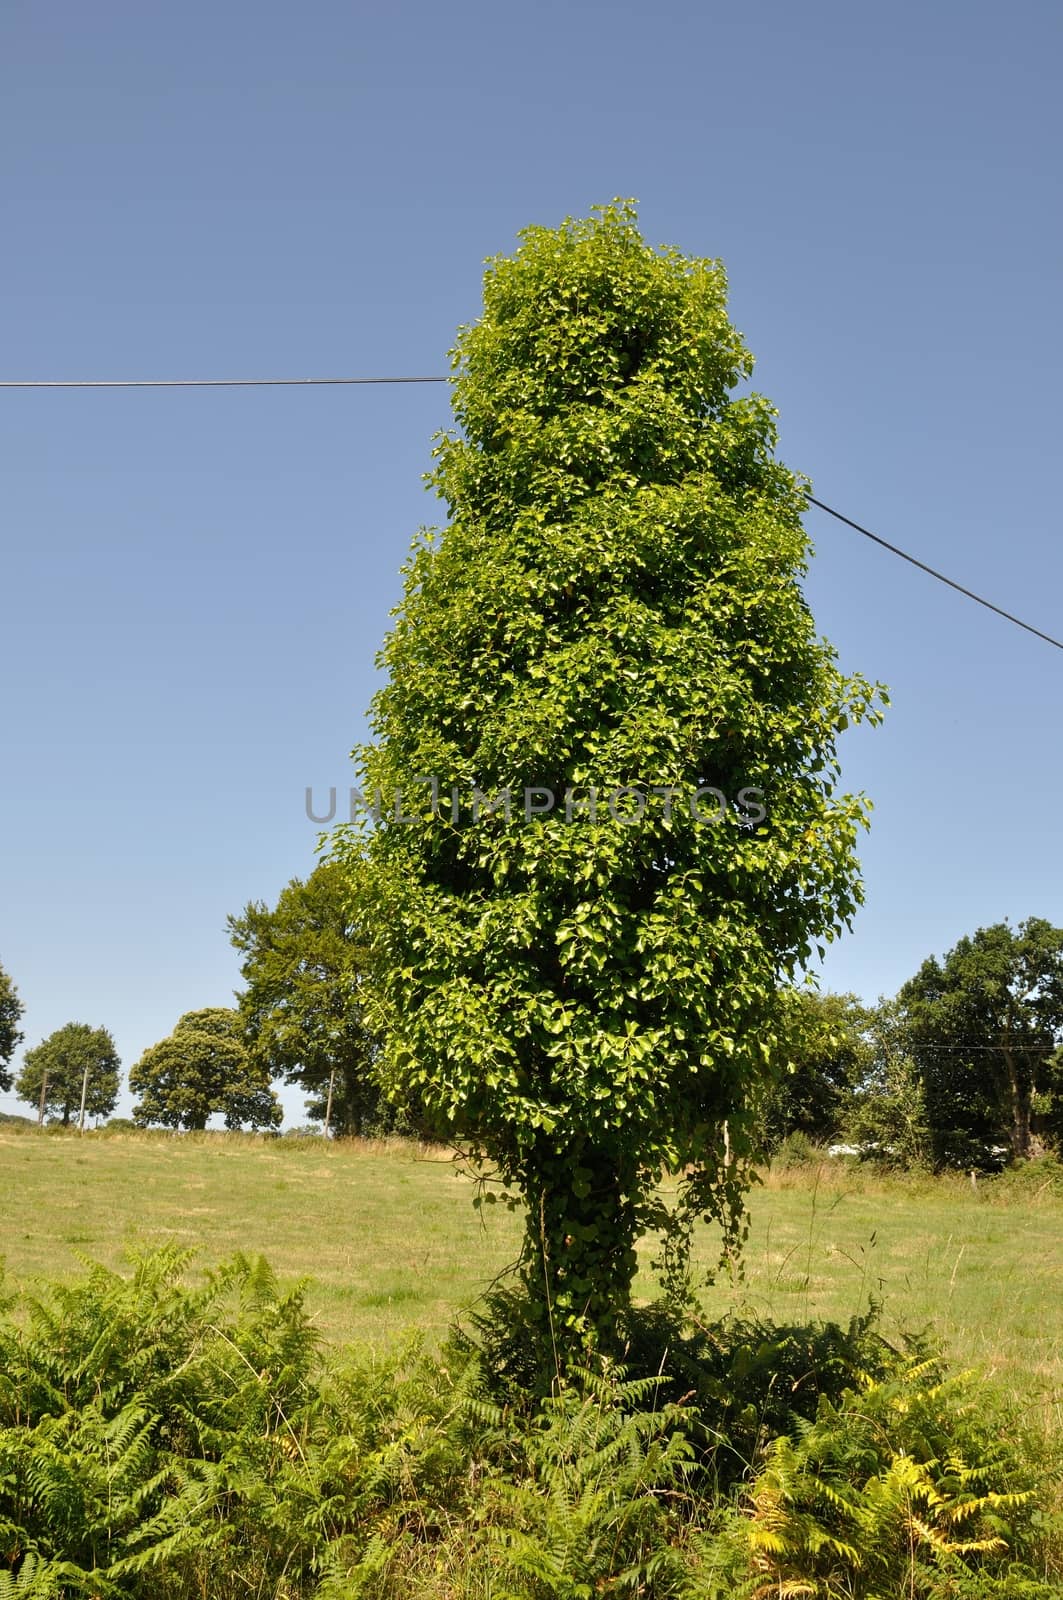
2,1128,1061,1432
0,1129,520,1349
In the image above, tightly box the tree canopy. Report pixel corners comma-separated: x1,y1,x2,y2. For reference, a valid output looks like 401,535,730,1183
129,1008,282,1132
844,995,932,1168
228,862,384,1135
332,202,884,1355
0,959,24,1094
897,917,1063,1165
762,991,869,1150
16,1023,120,1126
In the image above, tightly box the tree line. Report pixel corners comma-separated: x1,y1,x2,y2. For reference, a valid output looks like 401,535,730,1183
4,888,1062,1164
0,861,397,1135
764,912,1063,1167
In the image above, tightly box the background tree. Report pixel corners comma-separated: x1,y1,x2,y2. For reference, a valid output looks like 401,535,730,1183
16,1023,120,1126
0,958,24,1093
843,996,932,1168
898,918,1063,1166
228,862,391,1135
129,1007,282,1132
333,202,884,1356
761,990,868,1151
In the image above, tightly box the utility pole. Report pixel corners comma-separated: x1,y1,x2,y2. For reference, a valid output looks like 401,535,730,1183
323,1066,336,1140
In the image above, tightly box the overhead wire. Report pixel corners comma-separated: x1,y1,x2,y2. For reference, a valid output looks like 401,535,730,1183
805,495,1063,652
2,372,1060,652
0,375,448,388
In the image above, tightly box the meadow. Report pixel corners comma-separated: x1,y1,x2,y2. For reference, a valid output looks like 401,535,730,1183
2,1125,1060,1431
3,1125,1063,1596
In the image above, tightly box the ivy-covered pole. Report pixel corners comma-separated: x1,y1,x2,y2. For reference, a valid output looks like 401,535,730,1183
336,203,885,1360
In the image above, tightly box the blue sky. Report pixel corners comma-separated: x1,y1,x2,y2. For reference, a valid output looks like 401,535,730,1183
2,0,1060,1124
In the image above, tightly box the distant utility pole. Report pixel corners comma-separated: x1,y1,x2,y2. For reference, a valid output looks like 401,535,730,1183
78,1063,90,1133
37,1071,49,1126
323,1067,336,1140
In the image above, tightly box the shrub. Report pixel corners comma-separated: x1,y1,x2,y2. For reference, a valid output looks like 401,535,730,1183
453,1286,908,1491
0,1252,1058,1598
702,1359,1053,1599
770,1130,823,1170
0,1249,496,1598
0,1246,323,1595
477,1371,695,1599
989,1156,1063,1201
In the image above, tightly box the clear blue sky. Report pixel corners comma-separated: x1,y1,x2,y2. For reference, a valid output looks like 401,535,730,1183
2,0,1060,1124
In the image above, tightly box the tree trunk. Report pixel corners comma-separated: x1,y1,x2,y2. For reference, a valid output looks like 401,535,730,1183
521,1144,640,1371
323,1066,336,1139
1003,1047,1032,1160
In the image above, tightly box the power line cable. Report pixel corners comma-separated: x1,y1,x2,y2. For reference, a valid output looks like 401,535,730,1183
0,375,448,388
1,372,1059,652
806,495,1063,652
881,1043,1059,1052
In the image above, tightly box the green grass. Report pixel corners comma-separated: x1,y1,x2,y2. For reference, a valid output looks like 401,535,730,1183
690,1162,1063,1438
0,1128,521,1347
1,1129,1061,1434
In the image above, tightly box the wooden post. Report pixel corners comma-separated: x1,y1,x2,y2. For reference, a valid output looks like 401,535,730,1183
37,1071,48,1126
78,1063,90,1133
323,1066,336,1140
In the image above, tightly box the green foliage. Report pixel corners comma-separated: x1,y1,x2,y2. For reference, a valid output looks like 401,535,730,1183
931,1577,1063,1599
0,960,23,1095
0,1246,313,1596
761,992,869,1151
128,1007,281,1131
229,862,401,1136
333,201,886,1356
455,1286,904,1493
0,1249,490,1599
898,919,1063,1167
988,1154,1063,1199
15,1023,120,1126
844,996,934,1168
712,1359,1050,1600
0,1251,1059,1599
769,1129,823,1168
480,1371,694,1598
